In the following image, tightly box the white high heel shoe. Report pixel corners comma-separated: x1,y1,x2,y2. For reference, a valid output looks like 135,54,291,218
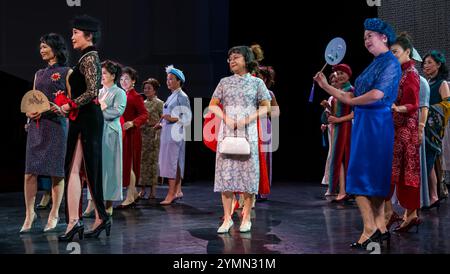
217,219,234,234
43,216,60,232
20,213,38,234
239,221,252,233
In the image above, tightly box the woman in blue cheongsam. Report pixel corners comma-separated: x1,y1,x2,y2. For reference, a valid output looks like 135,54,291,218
314,18,401,249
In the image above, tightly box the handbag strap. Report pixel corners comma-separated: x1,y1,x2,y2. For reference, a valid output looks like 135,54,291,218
222,111,248,138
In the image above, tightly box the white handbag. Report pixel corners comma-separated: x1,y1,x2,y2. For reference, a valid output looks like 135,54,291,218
218,121,250,155
219,136,251,155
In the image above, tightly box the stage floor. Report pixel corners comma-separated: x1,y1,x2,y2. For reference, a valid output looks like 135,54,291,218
0,181,449,254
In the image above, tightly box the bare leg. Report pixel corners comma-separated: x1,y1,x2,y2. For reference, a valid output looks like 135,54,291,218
175,166,183,198
355,196,377,243
105,201,113,216
384,199,393,225
230,194,237,216
238,193,245,209
66,138,83,233
336,164,347,200
371,197,387,233
160,178,176,204
47,176,64,224
242,193,254,224
429,166,439,204
221,191,234,224
38,191,51,207
122,169,138,206
90,204,102,230
150,183,157,199
398,209,418,228
83,199,95,214
22,174,38,230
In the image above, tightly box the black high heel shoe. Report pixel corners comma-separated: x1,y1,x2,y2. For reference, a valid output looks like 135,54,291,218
350,229,382,249
423,200,440,211
84,219,111,239
380,231,391,248
58,220,84,242
393,217,422,233
114,202,137,210
386,211,403,230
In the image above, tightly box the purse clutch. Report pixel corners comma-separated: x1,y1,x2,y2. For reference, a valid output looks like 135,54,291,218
218,135,251,155
218,117,251,155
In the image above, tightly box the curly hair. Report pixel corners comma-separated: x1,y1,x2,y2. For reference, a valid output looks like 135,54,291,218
40,33,69,66
250,43,265,63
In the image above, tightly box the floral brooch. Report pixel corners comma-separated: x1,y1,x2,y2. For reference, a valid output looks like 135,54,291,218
51,72,61,82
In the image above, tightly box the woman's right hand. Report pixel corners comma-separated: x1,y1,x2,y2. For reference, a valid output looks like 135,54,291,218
321,124,327,132
26,112,41,120
313,72,329,91
100,101,107,111
320,100,330,109
153,123,162,130
224,116,237,130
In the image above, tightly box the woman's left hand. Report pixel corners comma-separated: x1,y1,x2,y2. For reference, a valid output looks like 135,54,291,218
236,118,248,129
328,116,341,124
162,114,172,121
123,121,134,130
391,104,398,112
61,103,71,114
153,123,162,130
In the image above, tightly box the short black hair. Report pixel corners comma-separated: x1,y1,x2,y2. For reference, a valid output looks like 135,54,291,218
81,30,101,45
422,50,449,79
40,33,69,66
228,46,258,74
101,60,122,84
122,66,139,82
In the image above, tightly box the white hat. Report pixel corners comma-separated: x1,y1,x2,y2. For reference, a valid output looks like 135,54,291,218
411,48,422,62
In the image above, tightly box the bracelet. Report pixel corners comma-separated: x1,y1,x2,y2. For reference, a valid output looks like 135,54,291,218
419,122,426,127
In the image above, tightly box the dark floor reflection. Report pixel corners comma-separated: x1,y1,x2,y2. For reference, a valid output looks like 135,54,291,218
0,182,449,254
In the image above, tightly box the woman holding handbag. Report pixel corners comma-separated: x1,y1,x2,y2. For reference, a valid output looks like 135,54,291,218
209,46,271,234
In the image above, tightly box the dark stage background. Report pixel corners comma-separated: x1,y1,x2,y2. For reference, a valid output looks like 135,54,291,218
0,0,379,192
